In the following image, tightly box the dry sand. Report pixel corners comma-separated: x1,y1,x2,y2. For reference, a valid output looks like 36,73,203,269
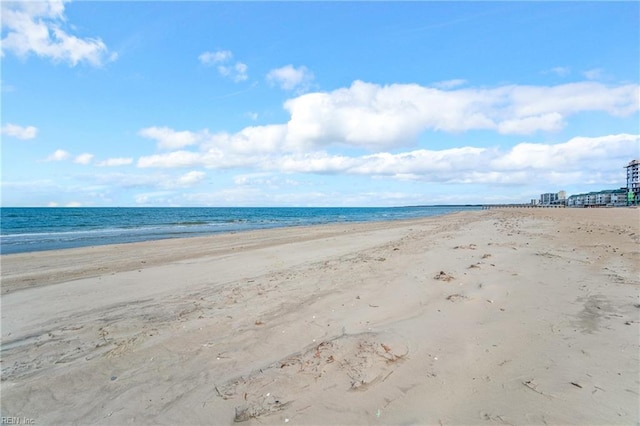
1,208,639,425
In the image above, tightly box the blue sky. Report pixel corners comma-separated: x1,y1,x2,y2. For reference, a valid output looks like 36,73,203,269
2,1,639,207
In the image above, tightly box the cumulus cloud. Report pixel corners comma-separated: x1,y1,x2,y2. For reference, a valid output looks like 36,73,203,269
1,123,38,139
137,125,290,168
134,78,638,195
136,80,638,157
137,147,258,169
229,62,249,82
490,134,637,172
74,152,94,165
1,0,116,67
137,132,639,187
496,112,564,134
234,173,282,187
45,149,70,161
205,124,289,154
175,170,206,187
198,50,232,65
86,171,165,189
270,147,490,178
199,49,248,82
281,80,639,149
139,126,201,150
269,134,636,189
97,157,133,167
138,150,203,168
266,65,314,92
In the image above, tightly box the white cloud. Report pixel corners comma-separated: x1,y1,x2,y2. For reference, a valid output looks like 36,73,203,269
45,200,84,208
506,82,637,117
496,112,564,134
270,146,489,178
134,77,639,193
137,80,638,158
490,134,638,172
217,62,248,82
137,147,257,169
206,124,289,154
97,157,133,167
138,150,212,168
198,50,232,65
76,170,207,195
74,152,94,165
137,125,638,188
45,149,70,161
281,80,639,150
199,49,248,82
135,191,176,206
139,126,201,150
85,171,163,189
233,173,301,191
1,0,115,67
137,124,289,168
176,170,205,186
1,123,38,139
233,62,248,82
266,65,314,91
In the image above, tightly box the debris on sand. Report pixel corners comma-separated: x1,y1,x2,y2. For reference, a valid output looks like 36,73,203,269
234,395,291,422
434,271,455,282
454,244,477,250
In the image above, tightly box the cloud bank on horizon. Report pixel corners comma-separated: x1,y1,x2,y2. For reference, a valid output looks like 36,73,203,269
1,1,639,207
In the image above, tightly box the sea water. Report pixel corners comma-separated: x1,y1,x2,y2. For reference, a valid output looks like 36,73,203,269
0,206,480,254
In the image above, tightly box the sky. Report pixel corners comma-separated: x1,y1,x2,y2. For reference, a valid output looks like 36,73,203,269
1,1,639,207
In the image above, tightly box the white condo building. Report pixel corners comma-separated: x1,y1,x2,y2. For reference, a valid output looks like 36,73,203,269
545,160,639,208
626,159,639,203
540,191,566,206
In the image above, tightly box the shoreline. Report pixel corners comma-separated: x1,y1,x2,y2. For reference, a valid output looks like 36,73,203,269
2,205,634,257
0,205,481,256
2,208,639,424
0,212,472,295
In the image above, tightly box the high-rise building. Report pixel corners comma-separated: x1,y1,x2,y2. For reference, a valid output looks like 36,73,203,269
625,159,639,204
540,191,566,205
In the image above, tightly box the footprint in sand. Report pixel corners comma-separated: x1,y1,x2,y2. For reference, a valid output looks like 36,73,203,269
215,332,409,422
446,294,468,302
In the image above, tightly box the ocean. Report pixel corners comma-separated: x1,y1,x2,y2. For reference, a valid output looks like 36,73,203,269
0,206,480,255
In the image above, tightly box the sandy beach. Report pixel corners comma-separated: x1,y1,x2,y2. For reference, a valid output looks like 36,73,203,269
1,208,638,425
